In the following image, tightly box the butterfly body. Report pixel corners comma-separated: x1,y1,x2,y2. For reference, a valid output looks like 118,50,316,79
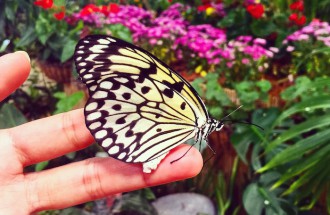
74,35,224,173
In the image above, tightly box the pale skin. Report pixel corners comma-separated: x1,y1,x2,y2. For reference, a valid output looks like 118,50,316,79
0,52,203,214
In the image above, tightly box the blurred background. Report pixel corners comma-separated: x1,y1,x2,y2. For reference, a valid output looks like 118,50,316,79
1,0,330,214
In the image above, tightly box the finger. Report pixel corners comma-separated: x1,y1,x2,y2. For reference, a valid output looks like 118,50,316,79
7,109,94,167
26,144,203,212
0,51,30,101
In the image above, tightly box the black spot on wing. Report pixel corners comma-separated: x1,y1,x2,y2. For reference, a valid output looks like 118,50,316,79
125,130,134,137
162,80,184,93
112,104,121,111
180,102,186,110
163,88,174,98
122,93,131,100
116,116,126,124
141,86,151,94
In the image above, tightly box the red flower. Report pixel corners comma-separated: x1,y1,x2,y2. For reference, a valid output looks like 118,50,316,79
289,13,298,21
80,4,100,16
295,15,306,25
289,13,306,26
246,4,264,19
54,11,65,20
34,0,53,9
290,1,304,12
197,4,211,12
109,3,120,13
100,5,109,16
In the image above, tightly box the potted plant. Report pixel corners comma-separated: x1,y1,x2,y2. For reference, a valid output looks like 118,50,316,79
17,0,83,83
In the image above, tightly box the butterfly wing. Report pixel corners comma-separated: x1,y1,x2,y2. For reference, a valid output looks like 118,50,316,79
74,35,208,166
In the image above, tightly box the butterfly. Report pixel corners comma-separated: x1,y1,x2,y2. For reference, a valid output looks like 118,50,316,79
74,35,224,173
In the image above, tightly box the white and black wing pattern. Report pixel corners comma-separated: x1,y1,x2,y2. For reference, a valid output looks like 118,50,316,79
74,35,210,173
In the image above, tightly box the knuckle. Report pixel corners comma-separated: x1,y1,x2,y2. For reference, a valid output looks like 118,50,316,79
61,112,80,149
81,158,106,200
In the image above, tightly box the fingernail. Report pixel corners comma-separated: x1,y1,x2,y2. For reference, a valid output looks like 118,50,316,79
15,51,30,63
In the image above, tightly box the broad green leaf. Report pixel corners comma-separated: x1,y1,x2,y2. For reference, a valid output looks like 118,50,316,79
16,27,37,47
60,39,77,62
0,103,27,129
191,77,204,96
54,91,84,114
109,24,132,43
256,80,272,92
243,183,264,215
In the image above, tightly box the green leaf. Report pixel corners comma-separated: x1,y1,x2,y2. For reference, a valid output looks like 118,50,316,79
250,20,276,37
60,39,77,62
54,91,84,114
259,129,330,172
16,27,37,47
256,80,272,93
0,103,27,129
109,24,132,43
275,95,330,126
243,183,264,215
191,77,205,96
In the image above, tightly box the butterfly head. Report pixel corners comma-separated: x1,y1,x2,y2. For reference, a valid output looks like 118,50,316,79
209,118,224,131
215,121,224,131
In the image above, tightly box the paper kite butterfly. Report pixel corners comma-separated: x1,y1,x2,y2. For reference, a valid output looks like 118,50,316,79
74,35,224,173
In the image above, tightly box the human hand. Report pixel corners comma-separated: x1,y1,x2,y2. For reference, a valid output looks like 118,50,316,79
0,52,203,214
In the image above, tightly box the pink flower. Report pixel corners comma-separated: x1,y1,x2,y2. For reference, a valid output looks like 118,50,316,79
254,38,267,45
242,58,250,65
286,46,295,52
269,47,279,53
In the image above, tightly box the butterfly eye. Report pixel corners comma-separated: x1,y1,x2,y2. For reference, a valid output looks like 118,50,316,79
74,35,223,173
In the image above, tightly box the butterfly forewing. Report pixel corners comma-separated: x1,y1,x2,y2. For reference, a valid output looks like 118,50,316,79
74,35,208,164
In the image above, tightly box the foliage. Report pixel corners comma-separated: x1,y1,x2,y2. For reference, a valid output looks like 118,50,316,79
11,0,84,62
230,79,330,213
53,91,84,114
0,103,27,129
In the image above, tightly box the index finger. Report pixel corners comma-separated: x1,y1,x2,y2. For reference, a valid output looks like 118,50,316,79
0,51,30,101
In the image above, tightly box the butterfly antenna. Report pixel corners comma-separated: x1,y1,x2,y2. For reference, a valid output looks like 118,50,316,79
220,105,243,121
221,119,264,130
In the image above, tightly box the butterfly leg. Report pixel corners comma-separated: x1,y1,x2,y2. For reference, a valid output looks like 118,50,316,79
202,138,216,165
170,128,201,164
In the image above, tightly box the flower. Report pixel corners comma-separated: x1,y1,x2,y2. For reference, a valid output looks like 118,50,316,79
253,38,266,45
286,46,295,52
289,13,298,21
295,15,306,26
34,0,53,9
246,4,264,19
289,13,306,26
197,4,211,12
80,4,100,16
109,3,120,13
290,1,304,12
54,11,65,20
205,7,216,16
